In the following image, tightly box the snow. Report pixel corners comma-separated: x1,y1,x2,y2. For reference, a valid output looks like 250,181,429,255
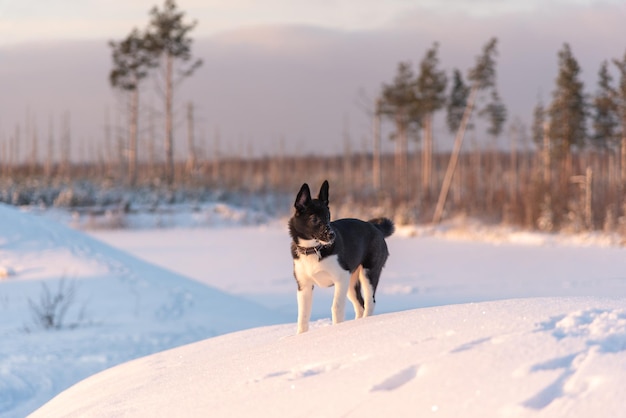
88,223,626,319
1,202,625,417
28,299,626,418
0,204,287,418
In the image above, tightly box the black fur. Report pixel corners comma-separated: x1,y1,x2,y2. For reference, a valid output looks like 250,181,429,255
289,180,394,310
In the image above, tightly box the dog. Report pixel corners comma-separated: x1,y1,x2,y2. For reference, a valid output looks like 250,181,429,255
289,180,394,333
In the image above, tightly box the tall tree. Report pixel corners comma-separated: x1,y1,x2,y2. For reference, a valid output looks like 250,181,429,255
379,61,420,200
145,0,202,185
591,61,619,151
433,38,500,223
613,52,626,186
415,42,448,194
109,28,156,186
547,43,587,164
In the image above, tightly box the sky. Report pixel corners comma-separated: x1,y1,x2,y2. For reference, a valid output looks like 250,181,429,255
1,0,625,159
2,0,616,46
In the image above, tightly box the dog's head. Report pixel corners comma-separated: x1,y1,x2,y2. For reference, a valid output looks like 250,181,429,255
289,180,335,245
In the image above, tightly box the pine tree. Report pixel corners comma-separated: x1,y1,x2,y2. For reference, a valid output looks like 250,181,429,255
548,43,587,161
145,0,202,185
433,38,501,223
109,28,156,186
415,42,448,193
591,61,619,151
468,38,498,90
446,69,470,134
613,52,626,186
379,61,420,199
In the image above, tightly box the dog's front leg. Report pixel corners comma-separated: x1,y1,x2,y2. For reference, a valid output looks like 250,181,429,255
296,284,313,334
331,280,349,325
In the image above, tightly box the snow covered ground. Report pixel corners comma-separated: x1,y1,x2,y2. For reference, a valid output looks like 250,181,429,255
0,204,287,417
29,298,626,418
1,203,625,417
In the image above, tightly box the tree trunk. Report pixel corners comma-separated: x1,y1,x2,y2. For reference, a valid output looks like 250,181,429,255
422,113,433,198
394,111,409,201
128,86,139,186
510,124,518,208
542,121,551,186
148,107,156,177
343,117,352,196
585,166,593,229
1,141,6,177
14,125,20,168
29,112,38,175
45,115,54,178
186,101,196,175
115,111,124,180
212,127,221,184
62,112,71,178
432,86,478,224
343,131,354,197
398,125,409,201
165,53,174,185
372,98,382,191
621,134,626,189
103,107,113,176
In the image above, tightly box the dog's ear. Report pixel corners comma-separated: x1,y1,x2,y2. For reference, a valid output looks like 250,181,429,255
295,183,311,212
318,180,329,206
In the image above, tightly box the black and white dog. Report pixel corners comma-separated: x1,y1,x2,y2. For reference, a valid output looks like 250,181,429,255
289,180,394,333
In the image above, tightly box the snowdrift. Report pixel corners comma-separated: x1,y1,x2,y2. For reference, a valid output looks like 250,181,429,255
32,297,626,418
0,204,288,417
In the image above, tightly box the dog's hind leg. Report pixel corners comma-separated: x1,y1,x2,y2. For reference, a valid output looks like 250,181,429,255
359,267,378,317
347,267,365,319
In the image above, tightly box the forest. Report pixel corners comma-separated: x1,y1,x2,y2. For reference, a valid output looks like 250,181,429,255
2,0,626,238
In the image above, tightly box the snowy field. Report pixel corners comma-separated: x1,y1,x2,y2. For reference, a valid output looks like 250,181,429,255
89,222,626,319
0,204,288,417
1,203,626,417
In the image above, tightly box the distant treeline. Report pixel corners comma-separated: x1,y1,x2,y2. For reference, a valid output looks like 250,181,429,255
0,145,624,238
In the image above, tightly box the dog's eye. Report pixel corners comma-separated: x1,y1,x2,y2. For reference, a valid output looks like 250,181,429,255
311,217,320,226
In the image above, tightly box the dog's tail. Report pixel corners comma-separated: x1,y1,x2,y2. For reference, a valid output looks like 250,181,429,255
368,217,395,238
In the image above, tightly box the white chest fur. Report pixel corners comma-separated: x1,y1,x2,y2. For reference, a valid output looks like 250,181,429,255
293,254,345,288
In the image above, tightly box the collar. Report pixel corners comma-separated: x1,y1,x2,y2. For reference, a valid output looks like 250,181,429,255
295,242,332,260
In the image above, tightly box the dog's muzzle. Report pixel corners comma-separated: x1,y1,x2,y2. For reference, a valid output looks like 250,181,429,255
317,226,335,245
